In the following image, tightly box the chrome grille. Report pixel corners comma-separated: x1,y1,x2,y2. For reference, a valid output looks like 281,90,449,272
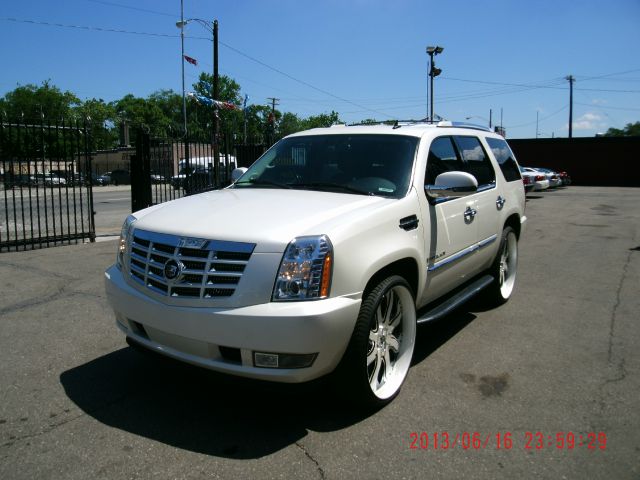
127,229,255,299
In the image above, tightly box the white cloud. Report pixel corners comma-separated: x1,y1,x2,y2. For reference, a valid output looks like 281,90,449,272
572,112,606,131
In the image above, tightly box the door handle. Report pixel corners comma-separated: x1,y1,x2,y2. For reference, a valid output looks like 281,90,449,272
464,206,477,223
496,196,506,210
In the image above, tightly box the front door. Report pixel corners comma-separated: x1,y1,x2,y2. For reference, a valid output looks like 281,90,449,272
420,136,479,305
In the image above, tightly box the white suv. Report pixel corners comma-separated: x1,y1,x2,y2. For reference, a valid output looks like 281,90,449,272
105,121,526,407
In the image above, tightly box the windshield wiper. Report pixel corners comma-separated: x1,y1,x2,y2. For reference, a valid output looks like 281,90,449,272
291,182,373,196
234,178,292,189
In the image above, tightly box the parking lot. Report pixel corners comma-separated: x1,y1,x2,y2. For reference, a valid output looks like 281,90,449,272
0,186,638,479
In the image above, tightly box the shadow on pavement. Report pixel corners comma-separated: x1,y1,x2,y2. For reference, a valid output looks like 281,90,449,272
60,346,371,458
412,310,477,365
61,309,477,458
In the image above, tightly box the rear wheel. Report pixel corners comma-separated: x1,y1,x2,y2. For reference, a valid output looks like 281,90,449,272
337,276,416,408
483,226,518,306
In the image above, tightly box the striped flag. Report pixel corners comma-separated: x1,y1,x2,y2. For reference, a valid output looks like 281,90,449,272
183,55,198,66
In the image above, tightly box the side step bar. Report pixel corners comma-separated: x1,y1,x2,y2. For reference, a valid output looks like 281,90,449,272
416,274,494,324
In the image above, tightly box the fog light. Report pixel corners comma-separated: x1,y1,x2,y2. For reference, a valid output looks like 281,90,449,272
254,352,279,368
253,352,317,369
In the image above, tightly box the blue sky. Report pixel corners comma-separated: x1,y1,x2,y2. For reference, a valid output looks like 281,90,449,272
1,0,639,138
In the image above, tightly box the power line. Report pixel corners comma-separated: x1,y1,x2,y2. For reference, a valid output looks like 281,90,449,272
443,75,640,93
83,0,176,18
443,76,567,90
574,101,640,112
504,105,568,129
1,16,395,119
3,16,179,39
575,68,640,82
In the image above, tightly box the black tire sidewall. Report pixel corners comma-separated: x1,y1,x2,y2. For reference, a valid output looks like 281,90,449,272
335,275,416,408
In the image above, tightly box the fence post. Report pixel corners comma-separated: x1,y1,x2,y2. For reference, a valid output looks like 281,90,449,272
132,128,152,212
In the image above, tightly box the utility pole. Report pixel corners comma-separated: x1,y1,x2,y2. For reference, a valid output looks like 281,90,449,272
566,75,575,138
266,97,279,139
489,108,492,129
267,97,280,116
213,19,220,185
536,111,539,138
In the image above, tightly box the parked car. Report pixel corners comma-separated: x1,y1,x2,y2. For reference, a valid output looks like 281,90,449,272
106,121,527,407
31,172,67,186
521,174,535,193
170,156,237,189
97,170,131,186
557,170,572,186
96,173,111,186
3,174,32,188
534,168,562,188
150,172,166,184
519,167,549,191
73,172,100,186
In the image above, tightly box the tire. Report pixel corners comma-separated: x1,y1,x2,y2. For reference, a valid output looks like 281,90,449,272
336,275,417,408
483,226,518,306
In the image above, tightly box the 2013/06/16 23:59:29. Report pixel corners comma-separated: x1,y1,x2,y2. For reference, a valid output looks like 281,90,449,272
408,432,608,450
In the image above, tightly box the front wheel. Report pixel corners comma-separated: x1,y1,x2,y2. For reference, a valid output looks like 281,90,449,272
336,276,417,408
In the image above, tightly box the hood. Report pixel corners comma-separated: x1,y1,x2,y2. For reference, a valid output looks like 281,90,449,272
132,188,392,253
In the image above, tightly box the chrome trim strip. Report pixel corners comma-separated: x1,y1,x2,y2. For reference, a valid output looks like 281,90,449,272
133,229,255,254
477,234,498,248
428,244,477,272
427,234,498,272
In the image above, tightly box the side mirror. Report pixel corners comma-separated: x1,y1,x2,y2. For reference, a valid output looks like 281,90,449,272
425,171,478,199
231,167,248,182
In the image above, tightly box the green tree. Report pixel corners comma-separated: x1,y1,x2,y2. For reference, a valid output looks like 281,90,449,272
0,80,80,121
278,112,303,137
148,89,182,126
190,73,244,138
301,111,341,130
112,94,172,136
604,122,640,137
74,98,118,150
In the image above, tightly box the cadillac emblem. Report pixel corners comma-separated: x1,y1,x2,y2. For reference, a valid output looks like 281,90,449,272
163,259,185,283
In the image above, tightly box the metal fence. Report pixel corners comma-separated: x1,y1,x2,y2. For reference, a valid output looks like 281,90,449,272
0,118,95,252
131,128,272,212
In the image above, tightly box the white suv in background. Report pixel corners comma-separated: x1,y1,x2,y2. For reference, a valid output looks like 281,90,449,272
105,121,526,407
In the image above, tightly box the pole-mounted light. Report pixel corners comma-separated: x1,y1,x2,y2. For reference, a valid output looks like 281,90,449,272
426,45,444,122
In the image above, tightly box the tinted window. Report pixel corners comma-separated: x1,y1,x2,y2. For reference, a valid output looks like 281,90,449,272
425,136,464,185
454,136,495,186
486,137,521,182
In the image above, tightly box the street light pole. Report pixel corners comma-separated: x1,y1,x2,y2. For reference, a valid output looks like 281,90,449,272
426,46,443,122
179,0,187,135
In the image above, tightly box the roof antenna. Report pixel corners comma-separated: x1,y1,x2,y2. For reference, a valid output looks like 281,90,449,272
392,120,400,129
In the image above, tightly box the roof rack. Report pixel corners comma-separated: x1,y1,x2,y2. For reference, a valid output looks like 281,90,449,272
437,121,493,132
343,119,493,132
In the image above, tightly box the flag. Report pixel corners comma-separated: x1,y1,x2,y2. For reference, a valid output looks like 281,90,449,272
183,55,198,66
187,92,239,111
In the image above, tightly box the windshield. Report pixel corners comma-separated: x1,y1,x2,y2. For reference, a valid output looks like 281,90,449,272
233,134,419,198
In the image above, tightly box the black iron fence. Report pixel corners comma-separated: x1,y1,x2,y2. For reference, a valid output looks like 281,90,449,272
0,118,95,252
131,128,273,212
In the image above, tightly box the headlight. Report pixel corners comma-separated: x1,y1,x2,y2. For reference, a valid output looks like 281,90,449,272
117,214,137,269
272,235,333,301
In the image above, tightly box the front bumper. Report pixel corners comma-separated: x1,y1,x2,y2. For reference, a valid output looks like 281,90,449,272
104,265,361,383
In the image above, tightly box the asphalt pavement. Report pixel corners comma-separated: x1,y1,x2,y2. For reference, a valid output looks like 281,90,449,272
0,186,638,479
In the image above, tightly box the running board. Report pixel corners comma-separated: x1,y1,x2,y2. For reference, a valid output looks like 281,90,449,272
416,274,494,324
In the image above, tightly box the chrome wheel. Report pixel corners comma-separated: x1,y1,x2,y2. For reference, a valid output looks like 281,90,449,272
498,230,518,299
366,283,416,400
